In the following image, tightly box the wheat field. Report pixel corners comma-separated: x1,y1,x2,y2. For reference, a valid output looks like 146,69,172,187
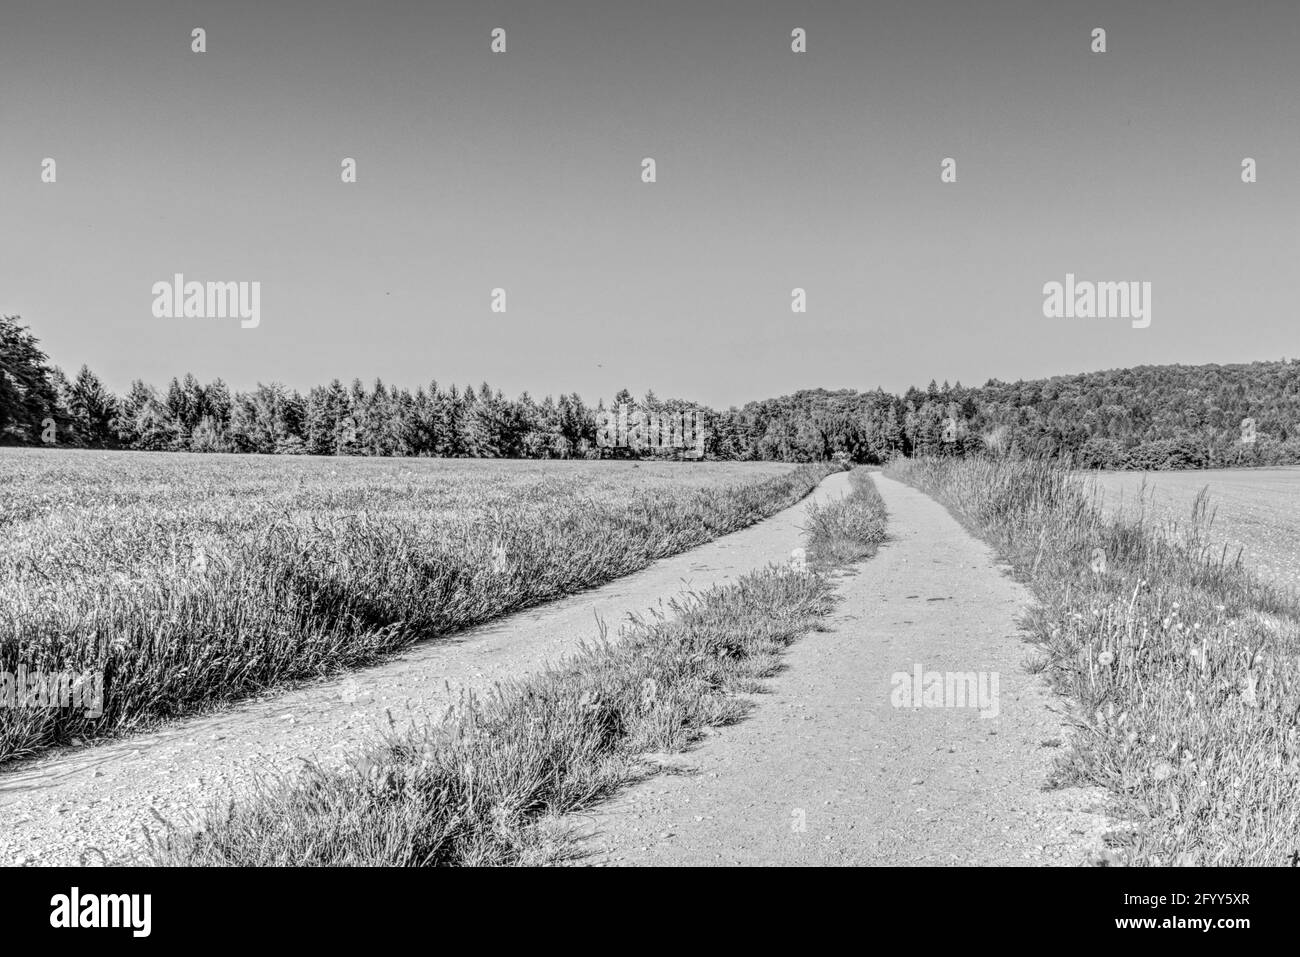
0,449,824,765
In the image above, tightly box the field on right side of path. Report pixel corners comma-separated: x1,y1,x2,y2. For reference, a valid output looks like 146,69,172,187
1085,467,1300,592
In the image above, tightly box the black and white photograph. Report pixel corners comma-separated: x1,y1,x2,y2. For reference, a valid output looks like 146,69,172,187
0,0,1291,939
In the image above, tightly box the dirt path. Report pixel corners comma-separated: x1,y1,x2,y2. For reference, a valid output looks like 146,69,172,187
0,472,851,867
564,474,1112,866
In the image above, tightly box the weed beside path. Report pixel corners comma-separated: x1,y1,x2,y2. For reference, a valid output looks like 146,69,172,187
889,456,1300,866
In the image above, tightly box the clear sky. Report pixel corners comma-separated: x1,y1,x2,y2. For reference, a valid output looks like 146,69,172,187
3,0,1298,407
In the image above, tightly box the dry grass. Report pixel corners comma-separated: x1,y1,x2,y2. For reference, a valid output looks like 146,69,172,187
0,450,829,765
888,455,1300,866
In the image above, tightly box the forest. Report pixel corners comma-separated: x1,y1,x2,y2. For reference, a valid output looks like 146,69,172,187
4,314,1298,468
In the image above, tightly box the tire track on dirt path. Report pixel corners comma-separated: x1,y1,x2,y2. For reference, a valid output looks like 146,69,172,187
564,474,1113,866
0,472,851,867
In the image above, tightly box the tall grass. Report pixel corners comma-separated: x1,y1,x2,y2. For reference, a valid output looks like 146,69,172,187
805,469,892,567
155,470,888,866
0,453,837,766
888,455,1300,866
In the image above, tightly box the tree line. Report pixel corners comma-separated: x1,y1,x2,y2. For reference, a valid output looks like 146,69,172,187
4,315,1298,468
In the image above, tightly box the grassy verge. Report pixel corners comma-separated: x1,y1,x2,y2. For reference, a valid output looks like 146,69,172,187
1,462,837,766
156,468,887,866
886,456,1300,866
